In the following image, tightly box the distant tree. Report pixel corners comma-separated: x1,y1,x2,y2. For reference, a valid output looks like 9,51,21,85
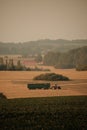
0,57,4,65
16,60,23,70
76,64,87,71
43,46,87,69
7,59,15,70
35,54,42,63
55,53,75,69
0,57,6,70
0,57,27,71
43,52,60,66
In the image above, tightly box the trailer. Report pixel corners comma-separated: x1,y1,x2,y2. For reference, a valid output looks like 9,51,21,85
27,83,50,89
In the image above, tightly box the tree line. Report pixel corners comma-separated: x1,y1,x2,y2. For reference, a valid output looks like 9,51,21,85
43,46,87,71
0,57,25,71
0,57,49,71
0,39,87,56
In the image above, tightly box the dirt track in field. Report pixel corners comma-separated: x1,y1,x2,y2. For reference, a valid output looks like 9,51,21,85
0,68,87,99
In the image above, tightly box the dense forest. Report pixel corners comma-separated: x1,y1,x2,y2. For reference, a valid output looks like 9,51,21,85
43,46,87,70
0,39,87,56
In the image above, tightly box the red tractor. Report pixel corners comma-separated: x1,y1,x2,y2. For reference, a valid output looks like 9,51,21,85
51,84,61,89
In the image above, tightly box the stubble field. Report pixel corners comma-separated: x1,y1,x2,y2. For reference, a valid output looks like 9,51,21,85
0,67,87,99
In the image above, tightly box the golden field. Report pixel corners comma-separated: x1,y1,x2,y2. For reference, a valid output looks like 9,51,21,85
0,67,87,99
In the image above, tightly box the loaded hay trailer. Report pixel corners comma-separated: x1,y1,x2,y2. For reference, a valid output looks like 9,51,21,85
27,83,50,89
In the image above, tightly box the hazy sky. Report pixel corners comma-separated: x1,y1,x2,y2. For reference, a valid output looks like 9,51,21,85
0,0,87,42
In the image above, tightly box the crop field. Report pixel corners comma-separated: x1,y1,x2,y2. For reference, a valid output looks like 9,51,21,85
0,67,87,99
0,96,87,130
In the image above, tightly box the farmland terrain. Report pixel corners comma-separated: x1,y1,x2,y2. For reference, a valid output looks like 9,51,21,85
0,67,87,99
0,96,87,130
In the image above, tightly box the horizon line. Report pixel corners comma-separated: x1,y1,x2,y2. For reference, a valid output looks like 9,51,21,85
0,38,87,44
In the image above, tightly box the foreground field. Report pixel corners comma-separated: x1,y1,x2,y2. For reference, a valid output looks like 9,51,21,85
0,96,87,130
0,68,87,99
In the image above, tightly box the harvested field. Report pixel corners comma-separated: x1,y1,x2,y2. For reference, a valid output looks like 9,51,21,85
0,68,87,99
